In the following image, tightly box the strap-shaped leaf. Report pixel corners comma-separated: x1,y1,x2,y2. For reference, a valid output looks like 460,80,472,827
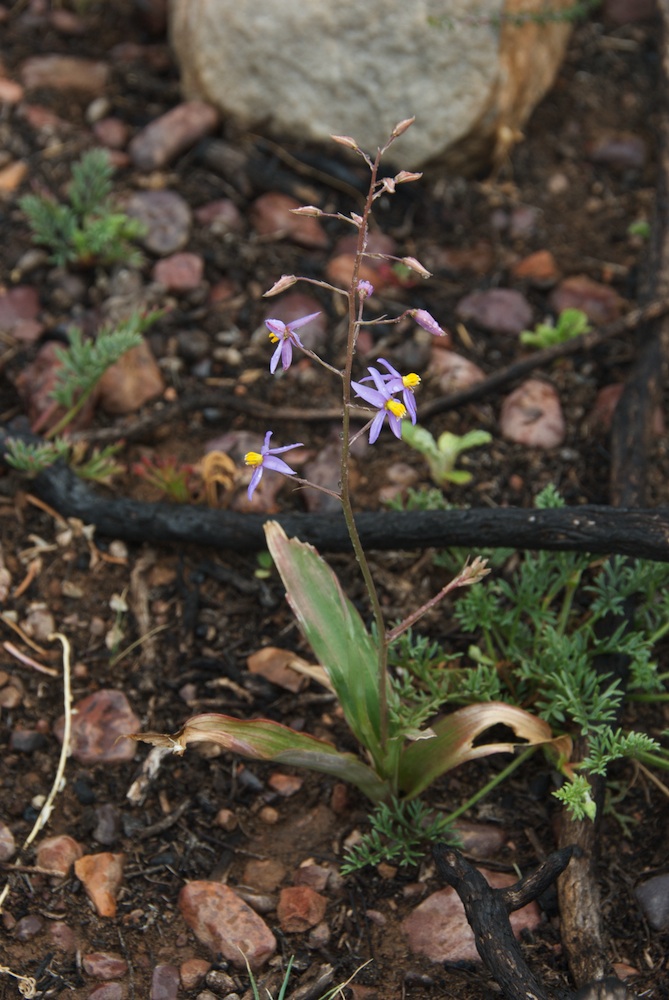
265,521,382,754
128,713,388,801
398,702,572,799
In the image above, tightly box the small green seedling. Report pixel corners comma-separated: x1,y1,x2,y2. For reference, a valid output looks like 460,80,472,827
131,454,198,504
20,148,145,268
627,219,651,241
520,308,590,350
401,422,491,486
5,438,124,485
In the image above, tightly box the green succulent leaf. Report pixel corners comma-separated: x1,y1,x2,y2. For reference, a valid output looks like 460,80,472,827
264,521,382,758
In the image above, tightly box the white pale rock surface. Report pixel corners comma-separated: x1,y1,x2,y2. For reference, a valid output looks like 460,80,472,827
169,0,573,171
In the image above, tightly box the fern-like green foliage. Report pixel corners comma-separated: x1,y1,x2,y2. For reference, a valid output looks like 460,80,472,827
20,149,145,268
341,798,458,872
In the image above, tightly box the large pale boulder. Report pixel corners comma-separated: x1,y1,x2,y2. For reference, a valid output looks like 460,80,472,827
169,0,574,172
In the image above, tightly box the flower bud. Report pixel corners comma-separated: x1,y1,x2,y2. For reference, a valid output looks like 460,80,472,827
330,134,361,152
401,257,432,279
290,205,323,217
394,170,423,184
391,116,415,138
263,274,298,297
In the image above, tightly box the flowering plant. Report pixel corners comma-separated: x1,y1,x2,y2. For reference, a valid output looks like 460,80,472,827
130,122,565,840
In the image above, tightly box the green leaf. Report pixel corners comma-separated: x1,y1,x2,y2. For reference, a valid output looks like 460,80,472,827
128,713,388,801
398,701,570,798
265,521,382,757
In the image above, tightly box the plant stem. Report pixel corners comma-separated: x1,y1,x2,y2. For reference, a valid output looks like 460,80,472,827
340,146,390,753
437,746,537,825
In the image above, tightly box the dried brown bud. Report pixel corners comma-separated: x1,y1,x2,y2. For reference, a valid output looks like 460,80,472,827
395,170,423,184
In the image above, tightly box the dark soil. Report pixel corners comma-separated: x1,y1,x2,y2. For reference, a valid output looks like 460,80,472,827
0,2,668,999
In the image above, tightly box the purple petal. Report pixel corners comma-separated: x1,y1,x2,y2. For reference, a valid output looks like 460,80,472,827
287,311,321,331
387,413,404,439
263,455,298,476
351,380,386,407
369,411,386,444
377,358,402,380
261,431,274,452
269,342,283,373
281,339,294,370
404,393,417,423
267,441,304,456
265,319,287,337
247,466,264,500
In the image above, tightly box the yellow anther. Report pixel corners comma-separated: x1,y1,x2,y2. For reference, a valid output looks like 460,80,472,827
268,332,279,344
403,373,421,389
244,451,263,468
386,399,407,419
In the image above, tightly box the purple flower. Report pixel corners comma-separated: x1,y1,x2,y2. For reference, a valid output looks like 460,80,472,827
357,280,374,299
411,308,446,337
265,312,321,373
244,431,303,500
374,358,420,424
351,367,408,444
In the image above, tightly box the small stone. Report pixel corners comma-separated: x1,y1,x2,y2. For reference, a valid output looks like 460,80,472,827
94,803,121,846
126,189,192,256
330,783,349,815
243,858,287,893
508,205,540,240
49,921,77,953
604,0,655,23
586,133,647,171
48,8,87,34
251,192,328,248
258,806,280,825
82,952,128,980
0,821,16,861
430,241,494,276
10,729,47,753
247,647,310,694
453,821,507,857
86,96,111,123
456,288,533,336
177,329,210,362
54,690,140,764
427,349,486,394
500,379,565,448
20,55,109,95
180,958,211,990
179,881,276,970
93,117,129,150
402,869,541,963
548,275,622,325
97,341,165,415
130,101,218,171
205,970,237,993
151,964,180,1000
277,886,327,933
0,286,40,333
88,985,123,1000
294,864,331,893
0,78,24,103
21,604,55,643
510,249,559,286
307,921,331,948
195,199,243,232
74,852,125,918
14,914,44,941
36,835,83,876
547,171,569,195
153,252,204,292
18,103,70,131
214,808,238,832
267,773,303,797
635,874,669,931
0,159,28,191
301,441,342,515
0,684,23,709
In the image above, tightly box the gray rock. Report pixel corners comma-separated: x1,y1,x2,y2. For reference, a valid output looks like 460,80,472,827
635,873,669,931
169,0,574,172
